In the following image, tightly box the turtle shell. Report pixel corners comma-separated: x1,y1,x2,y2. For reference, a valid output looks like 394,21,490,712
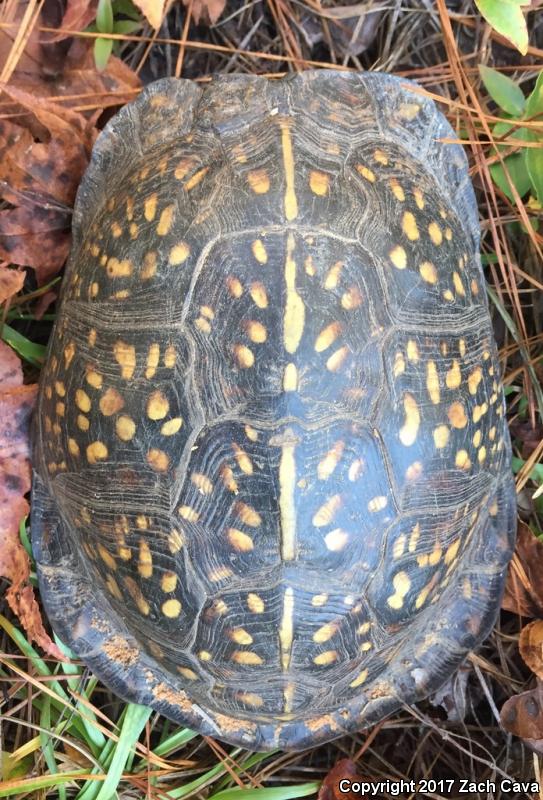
31,70,516,751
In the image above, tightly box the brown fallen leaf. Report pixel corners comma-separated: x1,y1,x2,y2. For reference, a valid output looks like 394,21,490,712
520,620,543,680
318,759,368,800
183,0,226,24
0,264,25,304
45,0,99,43
132,0,168,29
0,85,91,283
502,520,543,618
0,341,62,658
501,683,543,754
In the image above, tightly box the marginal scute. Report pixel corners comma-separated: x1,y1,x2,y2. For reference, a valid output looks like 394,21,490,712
32,70,515,754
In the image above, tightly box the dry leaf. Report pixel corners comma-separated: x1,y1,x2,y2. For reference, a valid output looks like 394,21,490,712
502,520,543,618
501,683,543,747
46,0,99,43
318,759,368,800
132,0,168,29
0,265,25,304
184,0,226,24
0,85,91,283
0,341,62,658
520,620,543,680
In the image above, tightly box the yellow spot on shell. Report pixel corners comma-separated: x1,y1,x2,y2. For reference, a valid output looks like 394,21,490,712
373,149,388,165
478,446,487,463
428,221,443,245
313,494,341,527
280,121,298,221
326,346,349,372
114,341,136,379
473,430,482,448
468,367,482,395
168,530,184,553
311,593,328,607
247,169,270,194
393,351,405,377
235,501,261,527
350,669,368,688
356,164,376,182
68,438,80,456
179,505,199,522
147,390,169,420
309,170,329,196
245,320,267,343
106,257,132,278
419,261,437,284
283,233,305,354
98,544,116,569
314,650,338,666
402,211,419,240
247,593,265,613
87,441,108,464
161,417,183,436
116,415,135,441
234,344,254,368
400,393,420,446
389,245,407,269
161,572,178,593
86,370,102,389
315,322,341,353
413,188,424,209
157,204,175,236
227,528,254,552
144,193,157,221
324,528,349,551
75,389,91,413
318,441,345,480
191,473,213,494
184,167,209,190
99,388,124,416
446,360,462,389
324,261,343,289
387,571,410,610
227,276,243,298
142,251,157,280
368,496,387,513
313,622,337,644
389,178,405,201
341,286,363,309
283,362,298,391
252,239,268,264
433,425,450,448
169,242,190,265
238,692,263,707
226,627,254,648
406,340,419,362
233,443,253,475
250,282,268,308
232,651,263,666
448,402,467,428
162,599,181,618
453,271,465,296
147,449,169,472
138,540,153,578
426,361,440,404
198,650,211,661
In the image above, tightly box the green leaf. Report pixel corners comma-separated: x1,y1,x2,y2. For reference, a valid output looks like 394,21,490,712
479,64,526,115
112,0,142,20
475,0,529,55
96,0,114,33
526,141,543,202
1,324,46,366
526,71,543,118
490,153,532,200
210,783,320,800
113,19,142,34
94,37,113,71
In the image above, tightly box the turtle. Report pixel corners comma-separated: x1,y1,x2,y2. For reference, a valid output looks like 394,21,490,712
31,70,516,752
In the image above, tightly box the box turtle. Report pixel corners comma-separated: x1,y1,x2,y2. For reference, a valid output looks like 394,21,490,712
32,70,516,751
